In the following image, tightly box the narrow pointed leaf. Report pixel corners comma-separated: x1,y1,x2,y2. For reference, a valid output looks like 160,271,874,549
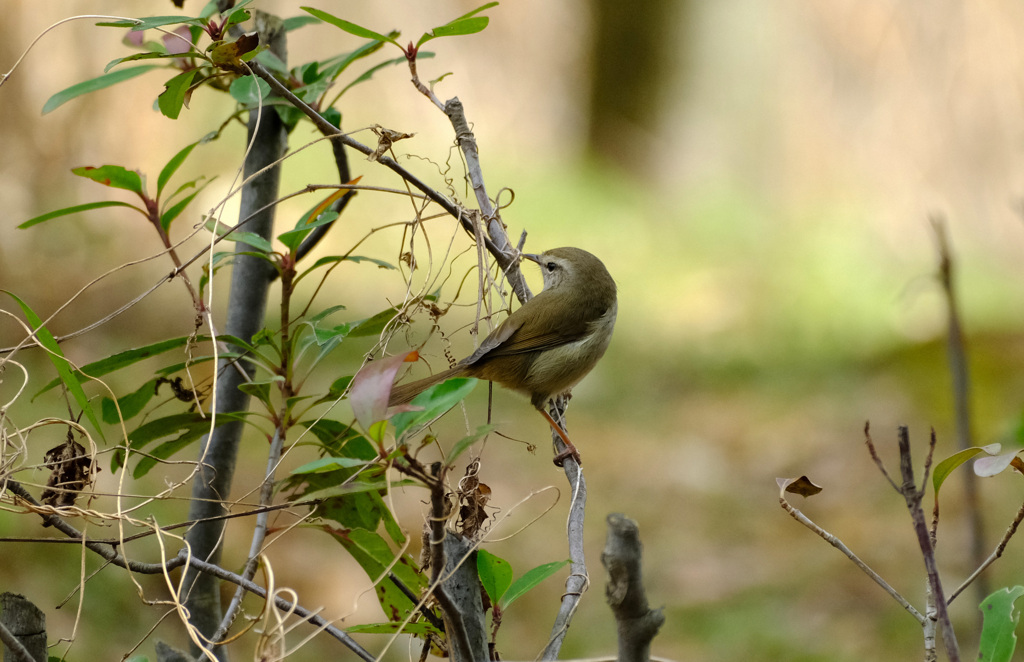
3,291,103,439
34,335,212,397
278,211,338,251
158,142,198,196
500,559,570,610
447,424,495,464
104,51,191,73
348,307,400,337
43,65,158,114
449,2,500,24
97,16,205,31
19,201,143,229
417,16,489,48
300,8,399,45
101,378,158,424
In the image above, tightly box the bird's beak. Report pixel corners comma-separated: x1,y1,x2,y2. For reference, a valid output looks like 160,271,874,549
522,253,541,264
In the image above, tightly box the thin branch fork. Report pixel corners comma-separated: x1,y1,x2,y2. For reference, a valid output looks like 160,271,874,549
870,426,960,662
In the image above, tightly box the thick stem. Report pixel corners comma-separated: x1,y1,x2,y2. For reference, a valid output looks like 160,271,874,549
181,77,287,661
601,514,665,662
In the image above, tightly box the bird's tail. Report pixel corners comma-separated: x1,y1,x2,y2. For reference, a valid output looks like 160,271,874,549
387,366,466,406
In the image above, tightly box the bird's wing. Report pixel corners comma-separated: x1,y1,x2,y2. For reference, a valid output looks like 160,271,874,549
460,299,592,366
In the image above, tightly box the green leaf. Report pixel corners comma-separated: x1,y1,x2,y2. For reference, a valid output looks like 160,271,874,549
368,420,388,444
282,15,322,32
105,51,192,73
299,418,367,455
98,16,205,31
320,36,392,83
72,165,145,196
501,560,570,610
477,549,513,604
238,377,284,408
332,528,428,623
157,142,198,197
224,7,252,29
301,479,404,503
417,16,490,48
229,75,271,105
158,70,198,120
204,218,275,253
3,291,104,439
34,336,211,397
449,1,500,24
339,56,409,96
346,621,439,635
448,425,495,464
978,586,1024,662
43,65,158,114
277,211,338,252
115,411,239,474
101,379,158,424
300,8,399,46
311,322,354,347
295,254,396,287
391,378,478,439
313,254,395,271
160,188,200,231
308,305,347,322
933,444,1002,497
326,375,353,399
19,201,143,229
349,307,400,338
291,456,370,474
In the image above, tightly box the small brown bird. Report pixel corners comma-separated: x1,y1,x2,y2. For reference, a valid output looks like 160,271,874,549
388,247,617,465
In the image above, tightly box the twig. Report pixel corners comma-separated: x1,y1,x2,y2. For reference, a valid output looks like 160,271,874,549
0,619,37,662
211,427,286,642
248,62,503,261
949,493,1024,604
0,480,375,660
779,479,925,624
892,427,960,661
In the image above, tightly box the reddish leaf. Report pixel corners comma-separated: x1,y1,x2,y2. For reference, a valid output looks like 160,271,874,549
349,351,418,439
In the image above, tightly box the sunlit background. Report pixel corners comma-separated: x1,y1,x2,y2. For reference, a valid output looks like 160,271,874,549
5,1,1024,660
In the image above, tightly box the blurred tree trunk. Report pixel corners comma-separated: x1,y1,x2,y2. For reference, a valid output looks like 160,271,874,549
585,0,684,172
181,20,287,661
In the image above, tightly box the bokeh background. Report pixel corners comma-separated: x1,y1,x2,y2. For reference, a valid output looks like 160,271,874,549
4,1,1024,660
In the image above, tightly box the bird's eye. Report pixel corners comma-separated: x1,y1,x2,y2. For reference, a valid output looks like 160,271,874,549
545,262,557,272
